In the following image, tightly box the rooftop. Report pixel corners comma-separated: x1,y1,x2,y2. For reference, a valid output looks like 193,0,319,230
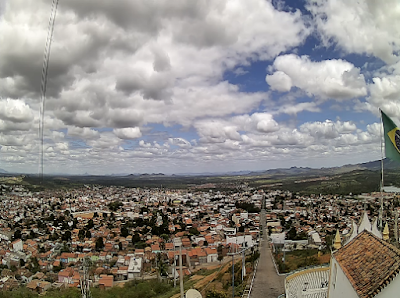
334,230,400,298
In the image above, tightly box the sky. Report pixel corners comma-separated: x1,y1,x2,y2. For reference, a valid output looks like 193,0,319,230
1,0,400,175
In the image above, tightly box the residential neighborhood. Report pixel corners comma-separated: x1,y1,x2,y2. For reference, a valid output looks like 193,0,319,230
0,183,262,293
1,182,399,296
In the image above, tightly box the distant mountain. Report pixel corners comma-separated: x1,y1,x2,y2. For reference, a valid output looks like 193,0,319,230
0,168,7,174
244,158,400,177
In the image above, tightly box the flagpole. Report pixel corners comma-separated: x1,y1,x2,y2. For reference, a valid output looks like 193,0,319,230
379,108,384,230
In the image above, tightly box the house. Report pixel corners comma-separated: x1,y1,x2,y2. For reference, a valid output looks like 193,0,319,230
151,244,161,253
165,243,174,250
116,266,128,280
98,275,113,290
226,235,254,248
196,248,207,264
128,257,142,279
99,252,107,261
11,239,23,252
135,249,144,257
58,268,74,284
26,279,51,293
60,253,77,264
205,248,218,263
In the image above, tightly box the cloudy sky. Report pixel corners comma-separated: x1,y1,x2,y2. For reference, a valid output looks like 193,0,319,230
1,0,400,175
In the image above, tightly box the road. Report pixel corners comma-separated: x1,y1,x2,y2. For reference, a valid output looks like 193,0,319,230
251,205,285,298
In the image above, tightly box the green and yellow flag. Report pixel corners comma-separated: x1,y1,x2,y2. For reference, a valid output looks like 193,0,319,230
381,110,400,162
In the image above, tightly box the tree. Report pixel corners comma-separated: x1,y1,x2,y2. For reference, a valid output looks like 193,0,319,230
62,230,71,242
189,227,200,236
13,229,22,240
287,227,297,240
217,254,223,263
217,245,224,263
86,219,94,230
29,230,36,239
86,230,91,239
78,229,86,240
132,233,141,244
95,237,104,251
206,289,227,298
121,226,129,238
71,218,78,229
108,201,123,212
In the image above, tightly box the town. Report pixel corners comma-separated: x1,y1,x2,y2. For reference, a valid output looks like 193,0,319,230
0,182,397,297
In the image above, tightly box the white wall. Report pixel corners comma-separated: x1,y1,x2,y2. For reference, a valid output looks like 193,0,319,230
226,235,254,247
207,254,218,263
12,240,23,252
376,274,400,298
328,258,359,298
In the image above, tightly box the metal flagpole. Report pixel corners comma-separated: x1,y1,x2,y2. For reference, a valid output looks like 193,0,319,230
379,108,384,230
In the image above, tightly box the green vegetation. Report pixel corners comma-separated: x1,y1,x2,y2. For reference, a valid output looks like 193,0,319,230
108,201,123,211
0,280,174,298
235,202,260,213
206,289,227,298
274,249,329,273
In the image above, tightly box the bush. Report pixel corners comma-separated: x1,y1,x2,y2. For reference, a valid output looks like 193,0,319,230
206,289,227,298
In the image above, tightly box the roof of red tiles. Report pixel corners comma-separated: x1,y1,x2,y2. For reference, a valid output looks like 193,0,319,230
334,230,400,298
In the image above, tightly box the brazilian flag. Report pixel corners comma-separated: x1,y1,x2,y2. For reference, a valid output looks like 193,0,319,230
381,110,400,162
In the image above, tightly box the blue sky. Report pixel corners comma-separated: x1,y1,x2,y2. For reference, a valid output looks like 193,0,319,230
1,0,400,174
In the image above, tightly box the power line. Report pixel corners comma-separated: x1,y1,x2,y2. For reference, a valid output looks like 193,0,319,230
39,0,59,180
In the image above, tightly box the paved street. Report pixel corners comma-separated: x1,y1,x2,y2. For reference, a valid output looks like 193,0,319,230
251,208,285,298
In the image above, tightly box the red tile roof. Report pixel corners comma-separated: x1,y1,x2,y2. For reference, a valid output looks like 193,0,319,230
334,230,400,298
99,275,113,288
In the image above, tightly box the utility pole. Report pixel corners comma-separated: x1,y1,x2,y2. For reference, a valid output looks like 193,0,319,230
80,258,92,298
173,245,176,287
231,253,235,298
242,249,246,281
179,245,184,298
228,245,252,298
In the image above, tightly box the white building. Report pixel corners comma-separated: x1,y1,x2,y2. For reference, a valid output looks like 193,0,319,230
270,232,285,245
128,257,142,279
285,213,400,298
328,230,400,298
226,235,254,248
11,239,23,252
223,227,236,236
